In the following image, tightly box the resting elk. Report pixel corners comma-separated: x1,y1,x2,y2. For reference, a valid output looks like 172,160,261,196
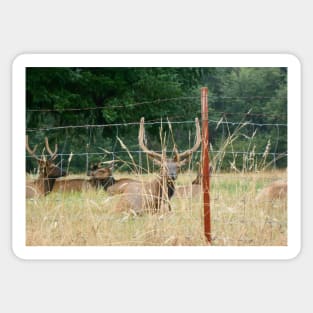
53,177,93,193
255,180,287,203
87,162,138,194
53,162,103,193
115,117,201,214
53,161,137,193
26,136,66,198
175,164,213,199
53,162,109,193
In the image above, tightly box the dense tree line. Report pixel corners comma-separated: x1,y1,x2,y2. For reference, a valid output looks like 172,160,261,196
26,67,287,173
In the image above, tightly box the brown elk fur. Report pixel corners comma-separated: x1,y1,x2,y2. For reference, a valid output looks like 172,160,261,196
174,164,212,199
26,137,66,198
87,162,138,194
255,180,287,202
114,117,201,214
53,163,113,193
175,183,202,199
52,162,138,194
115,177,175,214
175,172,201,199
107,179,137,195
53,178,93,192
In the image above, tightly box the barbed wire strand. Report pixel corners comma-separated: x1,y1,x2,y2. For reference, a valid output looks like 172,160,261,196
26,150,287,158
26,95,287,113
26,96,199,112
26,119,287,132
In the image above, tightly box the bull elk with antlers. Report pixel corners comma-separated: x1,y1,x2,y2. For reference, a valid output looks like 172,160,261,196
26,136,66,198
115,117,201,214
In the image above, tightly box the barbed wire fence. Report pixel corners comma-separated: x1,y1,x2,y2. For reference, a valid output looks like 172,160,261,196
25,95,288,246
26,117,287,175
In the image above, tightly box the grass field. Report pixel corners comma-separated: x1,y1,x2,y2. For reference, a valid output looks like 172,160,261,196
26,170,287,246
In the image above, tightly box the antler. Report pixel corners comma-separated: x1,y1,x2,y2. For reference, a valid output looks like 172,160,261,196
44,137,58,160
139,117,163,160
175,117,201,163
26,135,41,161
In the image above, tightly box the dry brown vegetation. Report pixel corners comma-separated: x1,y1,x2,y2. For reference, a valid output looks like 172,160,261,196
26,170,287,246
26,116,288,246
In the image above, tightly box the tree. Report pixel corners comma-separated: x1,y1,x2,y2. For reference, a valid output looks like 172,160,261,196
26,67,288,172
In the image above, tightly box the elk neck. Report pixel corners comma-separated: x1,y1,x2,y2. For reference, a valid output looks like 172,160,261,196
100,175,116,190
157,175,176,200
42,177,57,195
167,178,175,199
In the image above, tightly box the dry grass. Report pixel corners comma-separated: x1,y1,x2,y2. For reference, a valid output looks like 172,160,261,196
26,170,287,246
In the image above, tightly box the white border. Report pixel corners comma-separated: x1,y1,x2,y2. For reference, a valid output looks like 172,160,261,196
12,54,301,260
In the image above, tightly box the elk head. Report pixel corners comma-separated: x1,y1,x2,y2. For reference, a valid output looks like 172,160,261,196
87,162,115,189
26,136,66,193
138,117,201,181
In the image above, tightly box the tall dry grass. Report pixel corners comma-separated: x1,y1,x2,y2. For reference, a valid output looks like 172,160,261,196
26,117,287,246
26,170,287,246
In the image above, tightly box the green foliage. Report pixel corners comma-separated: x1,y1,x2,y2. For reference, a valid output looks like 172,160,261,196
26,67,287,173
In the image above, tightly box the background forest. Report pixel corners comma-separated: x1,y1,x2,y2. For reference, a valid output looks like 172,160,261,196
26,67,287,173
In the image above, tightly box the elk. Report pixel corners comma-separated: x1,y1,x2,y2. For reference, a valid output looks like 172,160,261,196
114,117,201,214
53,162,101,193
53,177,93,193
255,180,287,203
53,162,107,193
26,136,66,198
87,162,138,194
175,164,201,199
52,162,136,193
175,164,213,199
